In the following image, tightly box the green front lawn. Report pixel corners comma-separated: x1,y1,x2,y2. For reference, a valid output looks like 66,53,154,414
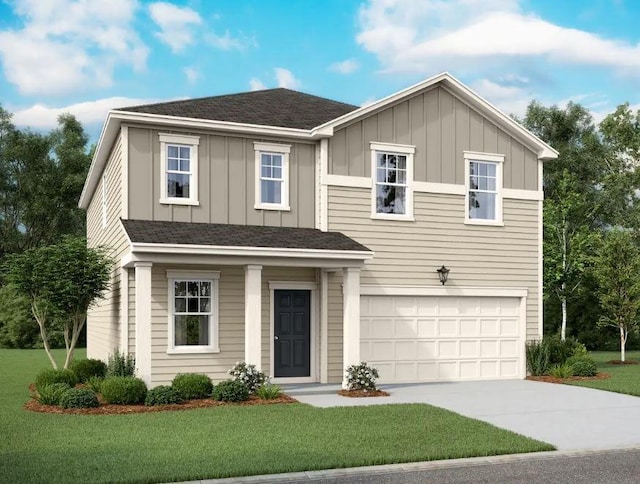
0,349,552,483
569,351,640,396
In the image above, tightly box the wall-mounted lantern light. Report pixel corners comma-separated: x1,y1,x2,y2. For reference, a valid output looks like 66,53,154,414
436,265,450,285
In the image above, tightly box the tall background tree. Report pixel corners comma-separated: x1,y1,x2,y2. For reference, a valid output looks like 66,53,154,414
0,106,92,349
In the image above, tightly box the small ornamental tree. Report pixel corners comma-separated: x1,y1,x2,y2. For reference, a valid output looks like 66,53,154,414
3,236,112,369
592,230,640,362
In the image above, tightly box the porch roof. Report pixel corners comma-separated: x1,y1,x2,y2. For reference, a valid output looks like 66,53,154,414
122,219,370,252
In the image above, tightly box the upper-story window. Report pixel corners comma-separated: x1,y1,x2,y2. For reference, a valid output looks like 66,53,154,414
464,151,504,226
254,142,290,211
159,133,200,206
370,142,415,221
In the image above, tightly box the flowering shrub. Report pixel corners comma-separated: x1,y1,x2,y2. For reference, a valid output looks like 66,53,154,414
344,362,379,391
228,362,267,394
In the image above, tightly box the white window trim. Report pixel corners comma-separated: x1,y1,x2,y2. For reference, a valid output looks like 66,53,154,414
166,270,220,354
254,142,291,211
101,173,107,229
464,151,504,226
159,133,200,206
370,142,415,221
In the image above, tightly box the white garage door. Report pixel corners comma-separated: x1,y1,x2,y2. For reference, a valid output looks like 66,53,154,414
360,295,524,383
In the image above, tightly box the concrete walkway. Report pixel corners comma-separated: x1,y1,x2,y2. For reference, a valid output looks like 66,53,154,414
285,380,640,450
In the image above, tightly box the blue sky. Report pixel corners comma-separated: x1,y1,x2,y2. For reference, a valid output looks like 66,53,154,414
1,0,640,141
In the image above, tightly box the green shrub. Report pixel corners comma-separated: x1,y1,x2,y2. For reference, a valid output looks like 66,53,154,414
566,355,598,377
344,362,379,391
549,363,574,379
35,383,70,406
100,376,147,405
106,350,136,377
34,368,78,392
212,380,249,402
59,388,100,409
255,383,282,400
172,373,213,400
86,376,104,394
543,335,586,365
144,385,183,406
70,358,107,382
526,340,551,376
228,362,268,394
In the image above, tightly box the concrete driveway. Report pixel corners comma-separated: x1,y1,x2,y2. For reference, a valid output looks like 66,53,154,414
289,380,640,450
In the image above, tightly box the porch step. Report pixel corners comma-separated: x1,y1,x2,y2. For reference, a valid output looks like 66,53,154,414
279,383,342,396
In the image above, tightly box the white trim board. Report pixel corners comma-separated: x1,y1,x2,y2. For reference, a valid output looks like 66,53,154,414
129,242,373,260
323,175,541,200
360,285,528,298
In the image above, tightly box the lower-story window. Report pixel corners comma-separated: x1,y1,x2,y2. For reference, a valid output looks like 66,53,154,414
167,271,220,353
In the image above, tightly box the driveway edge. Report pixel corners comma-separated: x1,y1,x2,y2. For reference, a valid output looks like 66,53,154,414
187,446,640,483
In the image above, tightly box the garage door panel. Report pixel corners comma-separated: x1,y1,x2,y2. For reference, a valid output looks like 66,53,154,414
361,295,523,383
500,319,519,336
438,340,458,357
417,319,437,337
480,319,499,336
460,319,479,336
417,341,436,359
460,340,478,357
459,360,478,378
438,319,457,336
396,341,417,359
395,319,417,338
480,340,498,357
371,318,394,338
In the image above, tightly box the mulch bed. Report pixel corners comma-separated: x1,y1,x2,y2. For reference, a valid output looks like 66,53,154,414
338,389,390,398
527,373,611,384
607,360,639,365
24,393,298,415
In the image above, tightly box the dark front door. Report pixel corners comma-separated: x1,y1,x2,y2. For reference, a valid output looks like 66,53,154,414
274,289,311,378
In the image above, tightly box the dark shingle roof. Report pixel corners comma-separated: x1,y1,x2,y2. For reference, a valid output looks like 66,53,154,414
122,219,371,253
119,88,358,130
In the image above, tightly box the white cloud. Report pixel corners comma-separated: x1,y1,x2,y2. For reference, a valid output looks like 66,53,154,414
11,97,158,129
205,30,256,51
470,78,533,118
357,0,640,75
184,67,199,84
0,0,147,96
249,78,266,91
274,68,301,89
329,59,360,74
148,2,202,53
249,68,301,91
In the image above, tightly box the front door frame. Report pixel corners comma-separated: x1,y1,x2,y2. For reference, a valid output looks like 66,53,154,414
269,281,319,383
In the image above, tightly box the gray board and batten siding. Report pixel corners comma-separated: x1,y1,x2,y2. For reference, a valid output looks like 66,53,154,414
328,85,538,191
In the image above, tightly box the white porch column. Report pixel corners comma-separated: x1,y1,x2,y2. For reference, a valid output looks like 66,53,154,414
244,264,263,368
320,269,329,384
134,262,152,386
342,267,361,388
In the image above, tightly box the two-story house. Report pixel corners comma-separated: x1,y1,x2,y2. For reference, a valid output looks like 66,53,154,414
79,72,557,387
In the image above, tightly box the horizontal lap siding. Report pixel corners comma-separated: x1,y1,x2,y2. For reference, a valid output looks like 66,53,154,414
150,265,316,386
328,187,540,340
86,133,129,361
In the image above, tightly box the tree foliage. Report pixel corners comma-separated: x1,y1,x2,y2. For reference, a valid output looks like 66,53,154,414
592,230,640,362
0,107,91,259
3,237,112,368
